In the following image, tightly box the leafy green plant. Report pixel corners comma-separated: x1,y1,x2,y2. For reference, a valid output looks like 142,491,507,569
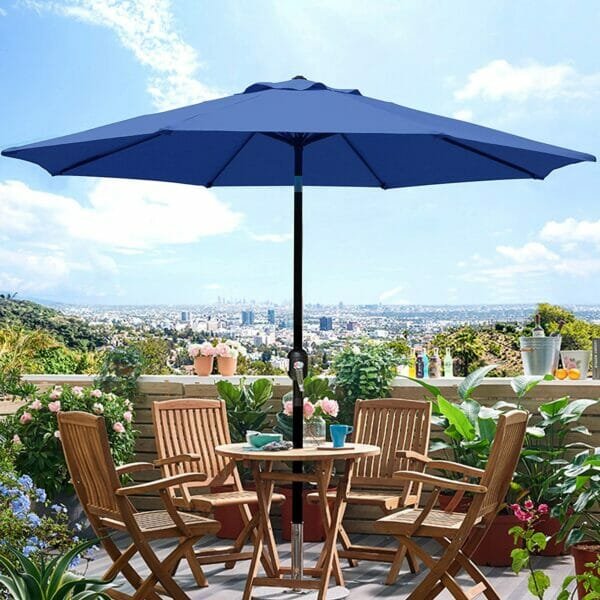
553,450,600,548
332,342,398,423
0,539,112,599
216,378,273,442
407,365,500,469
95,347,143,402
0,385,136,497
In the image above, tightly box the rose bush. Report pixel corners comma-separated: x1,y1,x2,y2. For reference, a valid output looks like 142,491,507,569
0,385,137,497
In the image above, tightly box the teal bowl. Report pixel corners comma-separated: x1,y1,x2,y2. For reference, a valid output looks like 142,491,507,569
247,432,283,448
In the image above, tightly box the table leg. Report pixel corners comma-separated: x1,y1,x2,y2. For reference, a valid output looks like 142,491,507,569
243,461,280,600
316,461,343,587
317,458,356,600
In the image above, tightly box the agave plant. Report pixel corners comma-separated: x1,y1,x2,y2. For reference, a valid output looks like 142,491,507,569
0,539,113,599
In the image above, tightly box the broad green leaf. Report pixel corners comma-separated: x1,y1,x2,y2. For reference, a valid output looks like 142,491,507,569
510,548,529,574
458,365,497,400
526,426,546,438
539,396,570,418
528,571,551,597
438,395,476,441
512,374,554,399
399,375,443,400
528,532,549,552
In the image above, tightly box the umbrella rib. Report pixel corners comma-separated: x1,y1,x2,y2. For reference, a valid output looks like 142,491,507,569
56,131,165,175
439,136,543,180
206,133,256,187
340,134,387,189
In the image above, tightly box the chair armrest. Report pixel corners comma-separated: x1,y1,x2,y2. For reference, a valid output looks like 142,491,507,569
426,460,485,479
396,450,430,463
154,453,202,467
116,472,208,496
115,462,156,476
393,470,487,494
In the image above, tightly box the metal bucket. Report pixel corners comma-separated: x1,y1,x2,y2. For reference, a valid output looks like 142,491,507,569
520,336,561,376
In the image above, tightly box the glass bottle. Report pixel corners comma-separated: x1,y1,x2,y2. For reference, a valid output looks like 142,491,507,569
303,416,326,446
415,350,424,378
533,313,545,337
430,347,441,378
444,348,453,378
408,348,416,378
422,348,430,379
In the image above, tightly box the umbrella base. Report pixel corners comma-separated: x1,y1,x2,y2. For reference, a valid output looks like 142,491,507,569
250,586,350,599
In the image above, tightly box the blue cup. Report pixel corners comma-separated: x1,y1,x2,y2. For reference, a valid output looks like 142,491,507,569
330,424,353,448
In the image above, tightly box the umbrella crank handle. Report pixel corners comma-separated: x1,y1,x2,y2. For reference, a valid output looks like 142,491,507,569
293,361,305,392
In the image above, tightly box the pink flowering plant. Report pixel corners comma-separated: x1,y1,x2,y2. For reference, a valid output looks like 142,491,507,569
0,385,137,497
188,341,216,358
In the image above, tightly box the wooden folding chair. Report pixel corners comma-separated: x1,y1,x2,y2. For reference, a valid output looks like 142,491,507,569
374,410,528,599
58,411,220,600
307,398,431,577
152,398,285,573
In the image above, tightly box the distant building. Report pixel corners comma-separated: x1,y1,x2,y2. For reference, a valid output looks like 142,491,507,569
241,310,255,325
346,321,358,331
180,311,190,322
320,316,333,331
267,308,276,324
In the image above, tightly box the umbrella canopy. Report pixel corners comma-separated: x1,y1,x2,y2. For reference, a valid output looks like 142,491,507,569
2,76,595,590
2,76,594,186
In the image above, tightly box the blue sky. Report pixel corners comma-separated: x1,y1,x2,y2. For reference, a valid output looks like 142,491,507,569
0,0,598,305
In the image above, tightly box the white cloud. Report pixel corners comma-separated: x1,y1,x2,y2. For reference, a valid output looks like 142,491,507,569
540,218,600,245
0,178,243,295
0,7,7,16
455,59,600,103
249,232,293,243
496,242,559,264
0,179,243,251
21,0,221,109
379,285,406,302
452,109,473,121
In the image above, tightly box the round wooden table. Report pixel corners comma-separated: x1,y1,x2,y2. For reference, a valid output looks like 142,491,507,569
215,442,380,600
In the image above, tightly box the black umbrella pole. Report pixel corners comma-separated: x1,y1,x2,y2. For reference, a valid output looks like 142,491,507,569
288,143,308,582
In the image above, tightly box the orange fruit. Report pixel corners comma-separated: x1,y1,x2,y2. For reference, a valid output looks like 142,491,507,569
568,368,581,380
555,368,568,380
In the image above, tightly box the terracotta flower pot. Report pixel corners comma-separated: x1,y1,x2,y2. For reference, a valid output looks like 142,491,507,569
472,513,522,567
194,355,214,376
438,492,471,513
572,543,600,599
211,484,256,539
279,486,334,542
535,513,567,556
217,356,237,376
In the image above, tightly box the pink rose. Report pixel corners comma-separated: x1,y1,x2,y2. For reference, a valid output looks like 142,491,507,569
538,504,549,515
283,400,293,416
215,342,230,357
12,434,21,445
199,342,216,357
90,389,103,398
72,386,84,397
113,422,125,434
49,388,62,400
19,412,32,424
54,430,61,439
48,401,61,413
303,399,315,420
92,403,104,415
524,499,534,510
123,411,133,423
318,398,339,418
29,399,42,410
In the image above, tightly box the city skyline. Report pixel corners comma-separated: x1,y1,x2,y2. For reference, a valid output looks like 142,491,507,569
1,2,599,306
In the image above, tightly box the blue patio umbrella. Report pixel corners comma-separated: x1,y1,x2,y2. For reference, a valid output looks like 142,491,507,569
2,76,595,589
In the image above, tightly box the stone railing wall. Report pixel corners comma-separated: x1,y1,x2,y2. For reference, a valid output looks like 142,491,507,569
9,375,600,533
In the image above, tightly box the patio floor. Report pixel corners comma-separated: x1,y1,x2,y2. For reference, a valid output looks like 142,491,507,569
85,533,574,598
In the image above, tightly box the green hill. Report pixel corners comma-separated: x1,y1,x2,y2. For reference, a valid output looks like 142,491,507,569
0,298,107,350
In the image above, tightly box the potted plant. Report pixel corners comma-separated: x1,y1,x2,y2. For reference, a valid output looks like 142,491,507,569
215,339,247,376
95,346,143,402
274,377,338,542
554,449,600,599
561,344,591,380
214,378,272,538
188,341,216,376
0,385,137,500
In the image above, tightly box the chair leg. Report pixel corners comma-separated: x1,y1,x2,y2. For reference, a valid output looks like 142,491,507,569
224,504,254,569
337,523,359,568
385,543,407,585
185,544,208,588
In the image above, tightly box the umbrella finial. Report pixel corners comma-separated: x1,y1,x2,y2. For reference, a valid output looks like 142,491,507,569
292,75,307,80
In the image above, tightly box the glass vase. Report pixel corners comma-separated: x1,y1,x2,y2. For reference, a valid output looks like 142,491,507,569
303,416,326,447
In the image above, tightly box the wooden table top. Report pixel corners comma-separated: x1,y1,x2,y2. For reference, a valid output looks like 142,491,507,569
215,442,380,462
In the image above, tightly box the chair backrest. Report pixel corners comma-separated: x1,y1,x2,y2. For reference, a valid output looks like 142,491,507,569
58,411,124,521
352,398,432,488
477,410,528,521
153,398,237,493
